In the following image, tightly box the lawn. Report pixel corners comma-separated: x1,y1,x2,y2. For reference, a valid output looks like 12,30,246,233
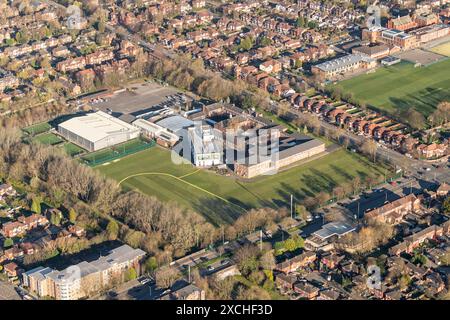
23,122,52,136
334,60,450,118
97,146,387,225
429,42,450,57
32,133,64,145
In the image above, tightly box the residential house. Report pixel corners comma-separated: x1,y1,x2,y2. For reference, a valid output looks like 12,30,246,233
365,194,421,224
275,251,317,274
293,281,320,299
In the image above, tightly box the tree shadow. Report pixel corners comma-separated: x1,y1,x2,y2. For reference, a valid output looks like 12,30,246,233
192,197,245,226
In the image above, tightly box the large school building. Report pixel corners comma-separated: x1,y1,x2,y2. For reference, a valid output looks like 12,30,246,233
311,54,377,80
58,111,140,152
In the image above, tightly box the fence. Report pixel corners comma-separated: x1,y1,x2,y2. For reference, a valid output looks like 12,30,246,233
82,139,156,166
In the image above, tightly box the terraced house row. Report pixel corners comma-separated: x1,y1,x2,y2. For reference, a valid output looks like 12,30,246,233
288,93,449,159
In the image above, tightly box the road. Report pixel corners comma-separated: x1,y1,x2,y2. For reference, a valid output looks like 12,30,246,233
171,248,220,273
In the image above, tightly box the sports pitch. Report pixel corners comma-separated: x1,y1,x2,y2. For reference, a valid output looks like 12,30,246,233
23,122,52,136
97,147,387,225
335,59,450,118
32,133,64,145
63,143,85,157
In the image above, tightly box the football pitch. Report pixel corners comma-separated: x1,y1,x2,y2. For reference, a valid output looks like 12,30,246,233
32,133,64,145
97,147,387,225
335,59,450,119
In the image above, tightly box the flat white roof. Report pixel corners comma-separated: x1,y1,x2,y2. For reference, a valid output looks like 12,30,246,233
59,111,139,143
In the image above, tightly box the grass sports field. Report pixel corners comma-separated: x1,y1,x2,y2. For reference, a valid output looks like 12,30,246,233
97,147,387,225
32,133,64,145
64,143,85,157
81,138,154,165
23,122,52,136
334,60,450,118
430,42,450,57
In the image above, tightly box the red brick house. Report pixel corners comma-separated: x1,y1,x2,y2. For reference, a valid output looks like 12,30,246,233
275,251,317,274
293,282,320,299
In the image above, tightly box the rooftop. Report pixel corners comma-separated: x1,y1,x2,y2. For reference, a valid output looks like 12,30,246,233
29,245,146,284
58,111,139,143
314,54,375,72
156,115,194,133
312,221,356,240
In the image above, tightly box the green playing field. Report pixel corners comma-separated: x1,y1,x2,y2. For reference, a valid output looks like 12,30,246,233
334,59,450,119
97,147,388,225
23,122,52,136
32,133,64,145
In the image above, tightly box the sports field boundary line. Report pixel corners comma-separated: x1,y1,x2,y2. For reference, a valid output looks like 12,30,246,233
178,169,201,179
118,172,246,212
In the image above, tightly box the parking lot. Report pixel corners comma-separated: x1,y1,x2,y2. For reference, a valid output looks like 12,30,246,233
93,81,184,114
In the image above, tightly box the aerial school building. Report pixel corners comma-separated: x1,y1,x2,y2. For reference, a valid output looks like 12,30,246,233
311,54,377,80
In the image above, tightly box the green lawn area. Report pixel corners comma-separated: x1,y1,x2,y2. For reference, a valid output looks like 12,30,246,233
97,146,387,225
32,133,64,145
334,60,450,118
63,142,85,157
23,122,52,136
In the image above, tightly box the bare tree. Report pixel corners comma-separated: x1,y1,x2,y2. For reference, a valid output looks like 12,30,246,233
155,267,181,289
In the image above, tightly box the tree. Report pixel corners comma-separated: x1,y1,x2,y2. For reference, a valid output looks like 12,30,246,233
428,101,450,127
124,267,137,282
291,234,304,249
234,244,260,276
402,108,425,130
3,238,13,248
144,256,158,273
443,197,450,214
106,220,119,240
31,197,41,214
274,242,285,256
360,140,377,162
284,238,297,252
333,186,346,200
68,208,77,223
352,176,361,194
258,36,271,47
50,211,61,226
296,16,306,27
398,274,411,291
239,36,254,51
260,251,275,271
315,191,331,206
296,205,309,221
155,267,181,289
412,252,427,266
307,21,318,29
